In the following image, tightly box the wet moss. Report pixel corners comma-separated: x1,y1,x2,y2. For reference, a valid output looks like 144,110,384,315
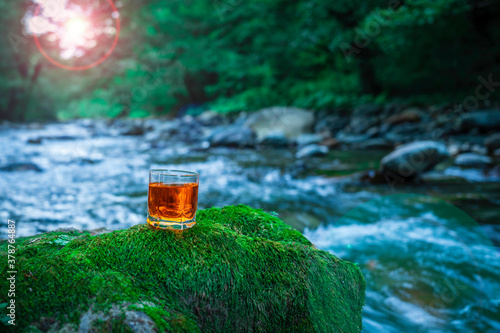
0,205,365,332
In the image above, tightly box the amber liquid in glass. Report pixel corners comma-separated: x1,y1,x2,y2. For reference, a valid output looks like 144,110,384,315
148,183,198,222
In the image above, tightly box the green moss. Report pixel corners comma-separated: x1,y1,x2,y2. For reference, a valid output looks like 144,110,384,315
0,205,365,332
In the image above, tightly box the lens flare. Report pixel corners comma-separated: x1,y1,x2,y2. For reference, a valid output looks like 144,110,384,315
64,17,89,41
32,0,120,71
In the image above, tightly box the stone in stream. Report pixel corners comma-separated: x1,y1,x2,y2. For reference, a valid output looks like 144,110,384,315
259,132,289,147
351,103,381,117
27,137,43,144
454,153,493,167
295,133,323,147
296,144,329,158
314,114,349,137
27,135,79,144
459,109,500,133
245,107,315,140
346,117,379,135
335,132,370,145
2,205,366,332
380,141,449,179
0,162,43,172
385,108,423,126
345,104,381,135
121,124,145,136
196,110,225,126
351,138,394,150
208,125,256,147
485,133,500,154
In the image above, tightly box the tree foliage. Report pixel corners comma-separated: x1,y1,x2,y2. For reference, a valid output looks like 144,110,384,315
1,0,499,120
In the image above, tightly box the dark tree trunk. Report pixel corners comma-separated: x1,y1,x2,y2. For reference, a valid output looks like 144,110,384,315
356,48,381,95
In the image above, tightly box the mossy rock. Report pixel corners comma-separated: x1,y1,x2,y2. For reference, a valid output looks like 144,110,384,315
0,205,365,332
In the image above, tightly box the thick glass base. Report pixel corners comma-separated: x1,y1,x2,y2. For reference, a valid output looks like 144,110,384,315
147,213,196,230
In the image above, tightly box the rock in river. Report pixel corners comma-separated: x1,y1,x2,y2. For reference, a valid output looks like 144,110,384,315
459,109,500,133
0,162,43,172
208,125,256,147
385,108,423,126
295,133,323,147
351,138,394,150
245,107,315,140
27,135,79,144
454,153,492,167
380,141,449,179
485,133,500,153
259,133,289,147
1,205,366,332
296,144,329,158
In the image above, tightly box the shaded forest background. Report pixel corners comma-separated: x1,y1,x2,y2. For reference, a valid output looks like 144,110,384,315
1,0,500,122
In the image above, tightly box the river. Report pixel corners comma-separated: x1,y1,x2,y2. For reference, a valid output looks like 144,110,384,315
0,120,499,332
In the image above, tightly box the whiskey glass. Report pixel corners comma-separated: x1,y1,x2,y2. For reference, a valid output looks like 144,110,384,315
147,169,199,230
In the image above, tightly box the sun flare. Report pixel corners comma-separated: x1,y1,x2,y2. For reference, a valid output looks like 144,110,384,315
63,17,89,41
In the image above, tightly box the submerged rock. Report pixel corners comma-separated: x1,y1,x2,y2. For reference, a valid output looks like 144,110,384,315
27,135,79,144
0,205,365,332
380,141,449,179
0,162,43,172
27,137,43,144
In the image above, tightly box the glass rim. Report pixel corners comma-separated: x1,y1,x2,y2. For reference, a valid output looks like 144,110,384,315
149,169,199,177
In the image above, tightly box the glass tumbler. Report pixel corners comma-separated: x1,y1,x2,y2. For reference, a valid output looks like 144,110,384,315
147,169,199,230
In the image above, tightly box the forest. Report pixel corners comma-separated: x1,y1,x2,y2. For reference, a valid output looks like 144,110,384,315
1,0,499,121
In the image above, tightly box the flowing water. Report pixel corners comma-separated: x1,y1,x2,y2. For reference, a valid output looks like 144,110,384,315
0,120,499,332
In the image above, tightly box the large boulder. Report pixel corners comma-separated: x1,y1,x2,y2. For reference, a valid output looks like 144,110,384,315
0,205,365,333
380,141,449,179
245,107,315,140
459,109,500,133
